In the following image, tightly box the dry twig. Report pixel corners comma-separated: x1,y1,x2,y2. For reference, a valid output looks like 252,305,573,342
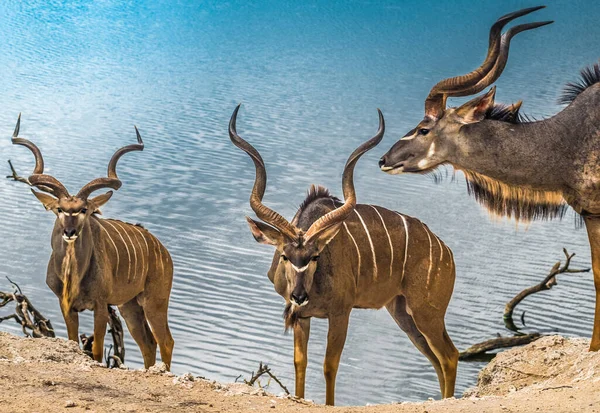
238,362,290,395
6,160,31,185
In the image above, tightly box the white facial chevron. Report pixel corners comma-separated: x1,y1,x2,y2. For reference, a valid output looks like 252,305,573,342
291,263,310,273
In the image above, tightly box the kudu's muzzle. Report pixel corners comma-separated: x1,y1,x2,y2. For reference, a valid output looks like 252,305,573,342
290,271,309,307
62,227,78,242
290,289,309,307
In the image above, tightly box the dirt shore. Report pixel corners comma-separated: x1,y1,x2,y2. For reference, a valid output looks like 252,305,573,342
1,332,600,412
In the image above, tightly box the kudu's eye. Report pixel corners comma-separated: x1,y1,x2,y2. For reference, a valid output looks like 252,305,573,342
281,255,288,262
57,208,63,213
81,208,88,214
419,128,430,136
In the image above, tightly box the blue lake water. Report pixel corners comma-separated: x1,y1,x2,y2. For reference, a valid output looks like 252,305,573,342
0,0,599,406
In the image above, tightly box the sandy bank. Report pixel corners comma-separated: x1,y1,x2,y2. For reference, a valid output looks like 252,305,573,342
1,332,599,412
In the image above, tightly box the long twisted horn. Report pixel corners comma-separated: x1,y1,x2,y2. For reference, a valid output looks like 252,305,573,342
10,114,70,198
77,127,144,200
304,109,385,242
444,20,553,98
425,6,551,118
228,104,299,241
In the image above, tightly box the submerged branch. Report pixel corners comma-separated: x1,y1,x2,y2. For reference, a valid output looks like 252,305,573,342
462,248,588,361
503,248,589,332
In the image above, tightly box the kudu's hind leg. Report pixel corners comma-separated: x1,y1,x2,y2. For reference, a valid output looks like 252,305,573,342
118,299,157,368
584,216,600,351
143,300,174,370
408,302,458,398
385,296,445,396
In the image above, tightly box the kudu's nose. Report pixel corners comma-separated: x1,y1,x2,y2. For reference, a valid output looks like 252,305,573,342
378,156,387,168
291,291,309,306
64,228,77,238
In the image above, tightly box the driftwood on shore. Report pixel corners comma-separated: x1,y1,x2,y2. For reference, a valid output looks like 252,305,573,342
460,248,589,360
0,277,55,338
459,333,542,361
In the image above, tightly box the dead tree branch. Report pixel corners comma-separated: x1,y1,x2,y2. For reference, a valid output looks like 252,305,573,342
459,333,541,361
107,306,125,368
239,362,290,395
503,248,589,332
6,160,52,193
0,277,55,338
6,160,31,185
461,248,588,361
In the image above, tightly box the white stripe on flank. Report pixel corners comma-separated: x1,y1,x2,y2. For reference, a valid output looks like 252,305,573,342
114,221,138,282
104,220,131,282
421,222,433,288
434,234,443,263
329,198,361,283
343,222,361,283
156,235,165,277
354,209,377,280
131,226,148,279
97,220,120,272
370,205,393,278
444,242,454,269
396,213,409,278
150,232,163,276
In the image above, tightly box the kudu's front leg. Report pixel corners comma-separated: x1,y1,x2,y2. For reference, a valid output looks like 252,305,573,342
584,216,600,351
293,317,311,399
60,304,79,342
324,312,350,406
92,304,109,363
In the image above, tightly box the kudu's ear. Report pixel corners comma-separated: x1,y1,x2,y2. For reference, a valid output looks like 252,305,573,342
313,222,343,251
455,87,496,124
245,217,284,246
31,189,58,211
89,191,113,213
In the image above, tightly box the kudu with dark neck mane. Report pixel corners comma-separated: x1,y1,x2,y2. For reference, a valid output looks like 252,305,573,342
379,7,600,349
11,115,174,368
230,105,458,405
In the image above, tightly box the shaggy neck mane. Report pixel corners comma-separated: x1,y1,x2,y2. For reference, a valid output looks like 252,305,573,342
298,184,339,212
457,168,567,222
485,103,534,124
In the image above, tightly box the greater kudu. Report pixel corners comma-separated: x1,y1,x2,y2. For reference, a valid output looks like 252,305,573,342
11,115,174,368
229,105,458,405
379,7,600,349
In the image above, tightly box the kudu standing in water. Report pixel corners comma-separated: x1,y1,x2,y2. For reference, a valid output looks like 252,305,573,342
11,115,174,368
229,105,458,405
379,7,600,349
